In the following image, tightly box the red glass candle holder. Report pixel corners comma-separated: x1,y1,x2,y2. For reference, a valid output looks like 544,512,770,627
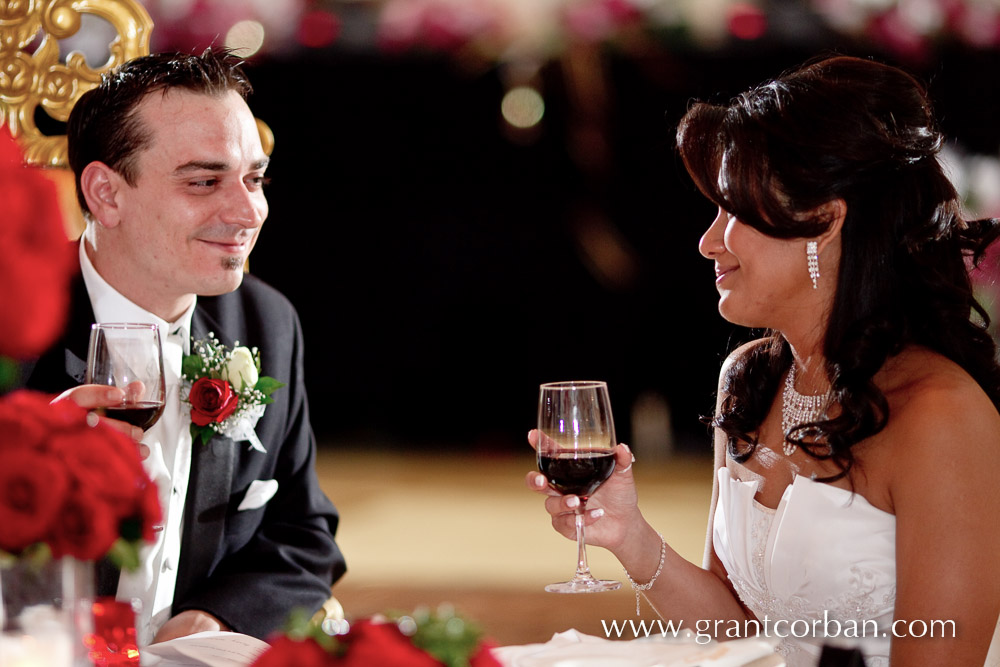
87,597,140,666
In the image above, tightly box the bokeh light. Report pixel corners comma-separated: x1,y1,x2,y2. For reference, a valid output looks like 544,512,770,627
297,9,341,49
225,20,266,57
501,86,545,130
726,3,767,40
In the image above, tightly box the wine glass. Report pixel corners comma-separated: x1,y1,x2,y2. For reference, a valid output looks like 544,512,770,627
86,323,166,432
537,380,621,593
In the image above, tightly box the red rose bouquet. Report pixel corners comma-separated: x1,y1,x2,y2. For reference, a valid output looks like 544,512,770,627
0,127,77,385
181,333,285,449
0,390,161,568
254,606,502,667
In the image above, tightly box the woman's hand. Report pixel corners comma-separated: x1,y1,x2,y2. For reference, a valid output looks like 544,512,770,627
524,429,644,555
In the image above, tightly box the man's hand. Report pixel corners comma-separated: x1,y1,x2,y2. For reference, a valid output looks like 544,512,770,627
151,610,231,643
52,384,148,458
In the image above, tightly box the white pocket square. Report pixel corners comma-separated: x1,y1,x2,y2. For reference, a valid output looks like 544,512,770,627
238,479,278,511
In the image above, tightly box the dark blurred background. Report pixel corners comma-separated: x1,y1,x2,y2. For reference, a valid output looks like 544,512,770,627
106,0,1000,454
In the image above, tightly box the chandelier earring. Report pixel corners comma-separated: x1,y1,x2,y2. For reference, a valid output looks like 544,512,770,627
806,241,820,290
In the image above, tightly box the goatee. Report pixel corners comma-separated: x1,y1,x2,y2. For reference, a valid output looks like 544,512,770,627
221,256,244,271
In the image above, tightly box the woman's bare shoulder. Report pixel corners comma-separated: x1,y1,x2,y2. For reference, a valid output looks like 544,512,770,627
878,346,1000,488
881,346,996,419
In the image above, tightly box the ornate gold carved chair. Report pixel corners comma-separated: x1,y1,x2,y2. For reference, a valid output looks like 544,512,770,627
1,0,153,237
1,0,340,628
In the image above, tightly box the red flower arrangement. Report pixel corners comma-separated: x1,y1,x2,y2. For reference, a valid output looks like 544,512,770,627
0,127,77,363
0,390,161,568
254,607,502,667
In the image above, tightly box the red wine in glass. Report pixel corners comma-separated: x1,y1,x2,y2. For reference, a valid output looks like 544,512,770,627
537,380,621,593
538,450,616,499
104,401,166,432
86,323,167,433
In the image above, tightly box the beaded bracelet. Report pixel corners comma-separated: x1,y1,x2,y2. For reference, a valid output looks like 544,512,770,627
622,533,666,616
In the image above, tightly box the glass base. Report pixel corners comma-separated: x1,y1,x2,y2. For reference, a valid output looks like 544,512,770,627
544,576,621,594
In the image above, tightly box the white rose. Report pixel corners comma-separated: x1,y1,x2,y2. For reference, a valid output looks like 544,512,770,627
223,346,259,392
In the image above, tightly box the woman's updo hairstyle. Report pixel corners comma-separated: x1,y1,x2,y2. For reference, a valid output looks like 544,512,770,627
677,55,1000,478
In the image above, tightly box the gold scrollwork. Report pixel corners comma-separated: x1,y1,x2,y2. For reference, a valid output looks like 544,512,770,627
0,0,153,167
1,0,273,172
0,52,34,103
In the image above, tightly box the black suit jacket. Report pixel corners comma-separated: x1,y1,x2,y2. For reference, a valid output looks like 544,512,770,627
26,271,347,638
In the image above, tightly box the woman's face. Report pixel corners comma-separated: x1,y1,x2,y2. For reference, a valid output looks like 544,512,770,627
698,206,814,330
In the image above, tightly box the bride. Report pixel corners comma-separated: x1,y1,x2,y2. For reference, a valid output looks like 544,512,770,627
527,55,1000,666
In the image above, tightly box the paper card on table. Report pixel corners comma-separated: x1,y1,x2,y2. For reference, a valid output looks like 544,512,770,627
139,631,270,667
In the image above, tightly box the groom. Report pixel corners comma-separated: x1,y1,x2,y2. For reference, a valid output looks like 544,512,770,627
25,50,346,645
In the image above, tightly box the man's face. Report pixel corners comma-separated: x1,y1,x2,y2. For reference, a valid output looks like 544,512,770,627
102,88,269,315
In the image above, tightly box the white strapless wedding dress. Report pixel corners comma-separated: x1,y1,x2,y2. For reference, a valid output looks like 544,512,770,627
713,467,1000,666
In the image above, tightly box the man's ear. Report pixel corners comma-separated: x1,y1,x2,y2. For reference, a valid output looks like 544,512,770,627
79,162,124,228
814,198,846,254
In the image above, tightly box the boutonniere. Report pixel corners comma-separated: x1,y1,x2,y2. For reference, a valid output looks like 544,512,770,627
181,333,285,451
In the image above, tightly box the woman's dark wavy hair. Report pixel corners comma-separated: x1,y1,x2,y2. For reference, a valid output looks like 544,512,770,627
676,55,1000,479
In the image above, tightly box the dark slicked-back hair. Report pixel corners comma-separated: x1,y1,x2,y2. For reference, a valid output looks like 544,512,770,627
677,55,1000,479
67,48,252,215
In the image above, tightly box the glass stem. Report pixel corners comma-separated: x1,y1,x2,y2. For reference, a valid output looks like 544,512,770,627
574,503,593,579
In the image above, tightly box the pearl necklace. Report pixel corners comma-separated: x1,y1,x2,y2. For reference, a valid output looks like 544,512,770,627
781,364,831,456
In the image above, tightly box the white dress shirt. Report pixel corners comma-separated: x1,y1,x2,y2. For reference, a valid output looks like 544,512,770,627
79,243,196,646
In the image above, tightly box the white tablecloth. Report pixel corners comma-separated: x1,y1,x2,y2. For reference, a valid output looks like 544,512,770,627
493,629,783,667
137,627,785,667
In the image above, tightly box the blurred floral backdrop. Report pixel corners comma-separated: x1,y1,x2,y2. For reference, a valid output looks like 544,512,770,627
124,0,1000,60
44,0,1000,450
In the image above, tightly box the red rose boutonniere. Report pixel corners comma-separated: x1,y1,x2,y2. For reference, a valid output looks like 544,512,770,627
181,333,285,450
189,378,240,426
